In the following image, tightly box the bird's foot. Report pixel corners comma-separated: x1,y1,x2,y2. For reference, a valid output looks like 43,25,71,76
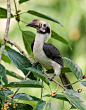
48,74,56,81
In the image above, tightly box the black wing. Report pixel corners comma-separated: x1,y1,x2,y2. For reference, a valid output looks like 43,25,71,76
31,40,63,67
43,43,63,67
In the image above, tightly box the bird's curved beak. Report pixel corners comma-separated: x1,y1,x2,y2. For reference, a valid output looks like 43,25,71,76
26,19,41,30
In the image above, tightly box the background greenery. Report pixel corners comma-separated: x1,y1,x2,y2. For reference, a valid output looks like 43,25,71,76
0,0,86,110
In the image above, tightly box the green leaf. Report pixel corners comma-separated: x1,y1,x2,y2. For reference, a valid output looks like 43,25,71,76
70,105,77,109
47,67,72,74
14,93,41,101
2,53,11,64
2,75,8,84
5,45,11,50
0,64,6,77
6,49,36,80
62,57,83,80
64,89,86,110
22,31,35,54
3,80,44,88
35,101,51,110
9,103,33,110
0,90,13,96
0,7,14,18
44,94,68,101
81,81,86,87
19,0,30,4
6,70,24,80
0,64,8,84
27,10,63,26
26,67,49,85
51,30,72,49
61,67,72,73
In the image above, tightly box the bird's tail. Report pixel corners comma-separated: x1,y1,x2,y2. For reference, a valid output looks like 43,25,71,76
59,73,73,89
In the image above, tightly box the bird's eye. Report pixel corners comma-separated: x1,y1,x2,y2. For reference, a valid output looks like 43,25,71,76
43,24,46,27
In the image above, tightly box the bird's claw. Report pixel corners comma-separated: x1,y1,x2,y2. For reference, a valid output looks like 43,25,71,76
32,61,39,67
48,74,56,81
48,76,54,81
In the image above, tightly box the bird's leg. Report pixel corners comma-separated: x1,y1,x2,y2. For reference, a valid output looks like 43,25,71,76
48,63,61,81
48,73,56,81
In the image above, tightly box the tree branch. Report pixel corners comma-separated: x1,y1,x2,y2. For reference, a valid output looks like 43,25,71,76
64,80,82,87
11,71,31,99
41,80,43,100
13,0,17,14
4,37,33,63
0,0,11,62
43,71,66,90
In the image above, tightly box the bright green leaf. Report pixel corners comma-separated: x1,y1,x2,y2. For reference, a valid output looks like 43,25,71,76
61,67,72,73
3,80,44,88
35,101,51,110
0,7,14,18
81,81,86,87
27,10,63,26
62,57,83,80
2,53,11,64
19,0,30,4
51,30,72,49
22,31,35,54
6,49,36,80
14,93,41,101
26,67,49,85
64,89,86,110
44,94,68,101
6,70,24,80
47,67,72,74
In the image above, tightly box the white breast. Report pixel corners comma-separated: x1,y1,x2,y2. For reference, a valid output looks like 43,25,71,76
33,33,61,76
33,40,52,69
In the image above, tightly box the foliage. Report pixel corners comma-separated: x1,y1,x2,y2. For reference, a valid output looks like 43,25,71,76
0,0,86,110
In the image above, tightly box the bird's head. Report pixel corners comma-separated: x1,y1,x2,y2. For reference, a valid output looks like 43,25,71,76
26,19,51,42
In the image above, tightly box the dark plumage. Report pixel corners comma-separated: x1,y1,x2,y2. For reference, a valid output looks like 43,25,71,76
31,40,63,67
37,26,50,34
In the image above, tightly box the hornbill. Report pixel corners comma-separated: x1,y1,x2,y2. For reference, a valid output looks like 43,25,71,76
26,19,73,89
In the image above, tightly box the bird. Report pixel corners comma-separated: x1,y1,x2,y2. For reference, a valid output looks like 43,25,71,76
26,19,73,89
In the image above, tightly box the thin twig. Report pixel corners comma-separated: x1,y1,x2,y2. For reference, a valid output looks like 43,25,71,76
56,85,59,92
41,80,43,100
0,0,11,62
63,80,80,87
11,87,20,99
4,37,33,63
63,101,64,110
11,71,31,99
13,0,17,14
43,71,66,90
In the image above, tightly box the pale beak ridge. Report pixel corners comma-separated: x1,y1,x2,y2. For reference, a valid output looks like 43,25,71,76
26,19,41,30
